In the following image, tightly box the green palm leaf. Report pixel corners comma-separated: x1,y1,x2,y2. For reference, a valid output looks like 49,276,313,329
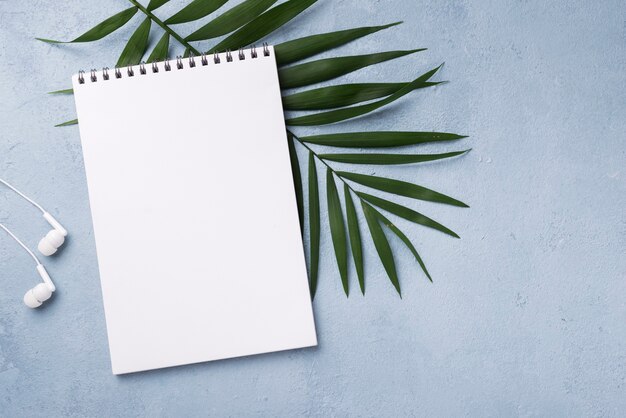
362,202,400,296
165,0,228,25
285,72,434,126
287,134,304,232
49,89,74,95
338,172,469,207
357,192,459,238
374,209,432,282
300,131,467,147
274,22,401,66
282,81,440,111
278,49,424,89
319,150,469,165
36,7,138,43
116,17,152,67
210,0,317,53
326,168,349,296
186,0,278,41
147,33,170,63
344,185,364,294
55,119,78,127
147,0,170,11
308,152,320,297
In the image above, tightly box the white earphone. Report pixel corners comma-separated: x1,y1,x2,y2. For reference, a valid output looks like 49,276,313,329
0,223,56,308
0,178,68,256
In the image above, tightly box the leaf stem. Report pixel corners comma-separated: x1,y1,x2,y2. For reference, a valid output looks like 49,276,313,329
126,0,200,55
288,130,361,198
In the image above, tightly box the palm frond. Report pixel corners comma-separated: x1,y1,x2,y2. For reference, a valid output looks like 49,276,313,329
147,0,170,11
285,72,437,126
308,152,320,297
362,201,401,296
278,49,424,89
282,80,441,111
165,0,228,25
186,0,278,41
36,7,138,43
344,185,364,294
287,133,304,232
274,22,401,66
147,32,170,62
41,0,470,297
326,168,349,296
209,0,317,52
116,17,151,67
299,131,467,147
357,192,459,238
338,171,469,208
319,150,470,165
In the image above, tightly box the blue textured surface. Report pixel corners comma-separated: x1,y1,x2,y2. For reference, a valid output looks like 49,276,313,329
1,0,625,416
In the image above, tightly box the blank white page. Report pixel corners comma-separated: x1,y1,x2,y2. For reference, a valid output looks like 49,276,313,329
72,46,316,375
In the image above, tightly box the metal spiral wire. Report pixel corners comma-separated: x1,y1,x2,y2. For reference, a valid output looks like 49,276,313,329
76,45,271,83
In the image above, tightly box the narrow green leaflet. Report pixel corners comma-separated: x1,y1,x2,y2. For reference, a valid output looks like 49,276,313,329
186,0,278,41
320,150,470,165
326,168,349,296
344,185,364,294
287,134,304,232
374,209,432,282
165,0,228,25
147,0,170,11
282,81,440,111
300,131,467,147
55,119,78,127
183,47,192,58
308,152,320,297
116,18,151,67
362,202,401,296
36,7,138,43
279,49,424,89
147,33,170,63
338,172,469,207
274,22,401,66
286,73,435,126
357,192,459,238
210,0,317,53
48,89,74,95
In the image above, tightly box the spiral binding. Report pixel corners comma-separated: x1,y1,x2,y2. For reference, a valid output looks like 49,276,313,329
77,44,271,85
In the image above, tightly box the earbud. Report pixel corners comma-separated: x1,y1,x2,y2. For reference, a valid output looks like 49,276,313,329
1,224,58,308
0,178,69,257
24,283,53,308
38,212,68,256
38,228,66,256
24,260,56,309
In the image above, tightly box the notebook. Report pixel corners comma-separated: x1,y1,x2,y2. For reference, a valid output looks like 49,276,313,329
72,45,317,375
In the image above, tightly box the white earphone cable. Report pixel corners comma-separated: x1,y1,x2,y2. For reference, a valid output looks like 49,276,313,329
0,178,46,213
0,223,41,266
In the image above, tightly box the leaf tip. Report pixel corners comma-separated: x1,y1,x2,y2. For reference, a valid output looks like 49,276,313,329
36,37,61,44
55,119,78,127
384,21,403,29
